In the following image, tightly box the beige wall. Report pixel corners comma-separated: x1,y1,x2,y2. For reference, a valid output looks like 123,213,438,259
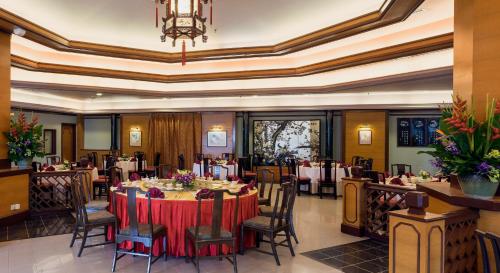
201,112,235,158
120,113,151,159
0,32,10,165
344,111,387,172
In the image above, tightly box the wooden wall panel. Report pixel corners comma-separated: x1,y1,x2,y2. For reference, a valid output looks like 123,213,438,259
454,0,500,119
343,111,387,172
120,114,151,161
0,174,29,219
0,31,10,163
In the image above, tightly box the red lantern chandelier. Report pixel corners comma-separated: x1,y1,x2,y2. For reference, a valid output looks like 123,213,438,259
153,0,213,65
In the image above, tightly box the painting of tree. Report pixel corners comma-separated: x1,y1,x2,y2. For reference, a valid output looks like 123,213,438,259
253,120,320,161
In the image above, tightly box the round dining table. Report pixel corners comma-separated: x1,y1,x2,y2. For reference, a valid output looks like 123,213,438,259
108,187,258,257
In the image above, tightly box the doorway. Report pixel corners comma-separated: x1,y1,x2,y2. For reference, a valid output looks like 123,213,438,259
61,123,76,162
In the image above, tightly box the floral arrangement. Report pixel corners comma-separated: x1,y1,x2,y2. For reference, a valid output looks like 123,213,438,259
63,160,70,169
419,96,499,182
419,170,431,180
3,113,45,163
175,169,196,188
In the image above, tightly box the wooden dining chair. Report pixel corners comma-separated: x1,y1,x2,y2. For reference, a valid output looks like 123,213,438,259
277,159,290,184
93,166,123,200
112,188,167,273
391,164,412,177
75,169,109,211
259,175,299,244
256,168,275,206
70,171,115,257
476,230,500,273
319,159,337,199
129,152,145,178
291,159,311,195
210,165,229,180
87,152,98,168
144,152,161,177
351,156,363,166
222,153,234,161
158,164,172,179
240,181,295,266
361,158,374,171
238,157,257,183
185,190,240,273
46,155,61,165
178,154,185,170
79,157,89,168
31,161,42,172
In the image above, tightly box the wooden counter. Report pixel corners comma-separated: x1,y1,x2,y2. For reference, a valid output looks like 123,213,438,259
417,182,500,211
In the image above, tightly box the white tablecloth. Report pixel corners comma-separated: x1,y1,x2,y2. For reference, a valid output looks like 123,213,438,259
192,163,238,180
298,165,351,196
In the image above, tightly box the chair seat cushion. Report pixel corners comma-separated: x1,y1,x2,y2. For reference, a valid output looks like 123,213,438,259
120,224,166,237
298,177,311,182
98,175,106,179
87,210,115,225
258,197,270,206
243,216,278,230
187,225,232,240
85,200,109,210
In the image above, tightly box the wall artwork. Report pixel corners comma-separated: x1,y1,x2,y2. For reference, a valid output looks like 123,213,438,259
397,117,440,147
207,131,227,147
129,130,142,147
358,129,372,145
253,120,320,161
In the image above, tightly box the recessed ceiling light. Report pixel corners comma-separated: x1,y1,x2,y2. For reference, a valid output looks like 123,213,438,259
13,26,26,37
96,93,103,97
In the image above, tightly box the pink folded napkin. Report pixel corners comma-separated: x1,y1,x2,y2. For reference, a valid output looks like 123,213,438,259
247,180,256,190
226,160,234,165
195,159,201,164
210,160,217,165
196,188,215,200
130,157,137,162
227,175,241,183
112,177,121,187
147,187,164,199
45,165,55,172
390,177,404,185
239,185,249,195
303,160,311,168
204,172,213,178
130,173,141,181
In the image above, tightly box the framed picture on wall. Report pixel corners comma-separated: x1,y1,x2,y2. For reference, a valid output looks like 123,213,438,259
207,131,227,147
130,131,142,147
358,129,372,145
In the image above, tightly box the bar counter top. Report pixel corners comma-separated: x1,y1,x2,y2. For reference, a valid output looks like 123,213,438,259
0,167,32,178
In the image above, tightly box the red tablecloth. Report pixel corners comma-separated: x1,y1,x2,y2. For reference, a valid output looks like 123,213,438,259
108,192,258,257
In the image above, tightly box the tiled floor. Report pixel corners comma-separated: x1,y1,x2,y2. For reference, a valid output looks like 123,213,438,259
0,213,75,242
302,239,388,273
0,195,388,273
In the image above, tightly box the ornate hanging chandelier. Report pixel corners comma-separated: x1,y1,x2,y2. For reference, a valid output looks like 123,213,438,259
153,0,213,65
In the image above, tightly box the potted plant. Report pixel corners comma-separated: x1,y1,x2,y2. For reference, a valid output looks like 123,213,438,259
3,113,45,168
419,96,500,198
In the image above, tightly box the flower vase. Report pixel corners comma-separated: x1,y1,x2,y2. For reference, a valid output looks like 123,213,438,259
18,158,33,169
458,175,499,199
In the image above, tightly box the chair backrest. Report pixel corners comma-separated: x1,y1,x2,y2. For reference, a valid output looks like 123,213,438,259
158,164,171,178
476,230,500,273
103,154,115,169
32,161,42,172
194,190,240,240
320,159,336,183
195,153,204,161
135,153,145,172
288,158,297,176
203,158,210,175
114,187,154,239
106,166,124,185
210,165,229,180
46,155,61,165
253,154,263,168
363,170,379,183
153,152,161,167
237,157,245,177
256,168,274,200
277,159,287,180
352,156,363,166
270,182,292,229
178,154,185,170
222,153,234,161
361,158,374,171
71,172,91,225
287,175,298,219
391,164,412,176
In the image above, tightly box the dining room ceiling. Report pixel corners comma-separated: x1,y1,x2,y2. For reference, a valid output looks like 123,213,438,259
0,0,385,52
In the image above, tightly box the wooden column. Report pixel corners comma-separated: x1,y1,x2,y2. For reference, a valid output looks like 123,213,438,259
341,177,370,236
0,31,11,168
388,192,445,273
454,0,500,119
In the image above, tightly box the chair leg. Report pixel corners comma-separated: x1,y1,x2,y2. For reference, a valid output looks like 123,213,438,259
146,244,153,273
77,228,88,257
232,240,238,273
308,183,312,195
333,183,337,200
218,244,223,261
289,213,299,244
319,186,323,199
163,236,168,261
239,225,245,255
195,246,201,273
104,225,108,242
185,234,190,263
285,227,295,257
69,223,78,247
111,241,118,272
269,232,281,266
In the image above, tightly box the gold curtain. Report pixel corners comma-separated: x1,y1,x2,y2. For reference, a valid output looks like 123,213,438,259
148,113,202,170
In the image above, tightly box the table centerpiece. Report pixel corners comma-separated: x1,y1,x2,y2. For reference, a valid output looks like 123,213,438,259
419,96,499,198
